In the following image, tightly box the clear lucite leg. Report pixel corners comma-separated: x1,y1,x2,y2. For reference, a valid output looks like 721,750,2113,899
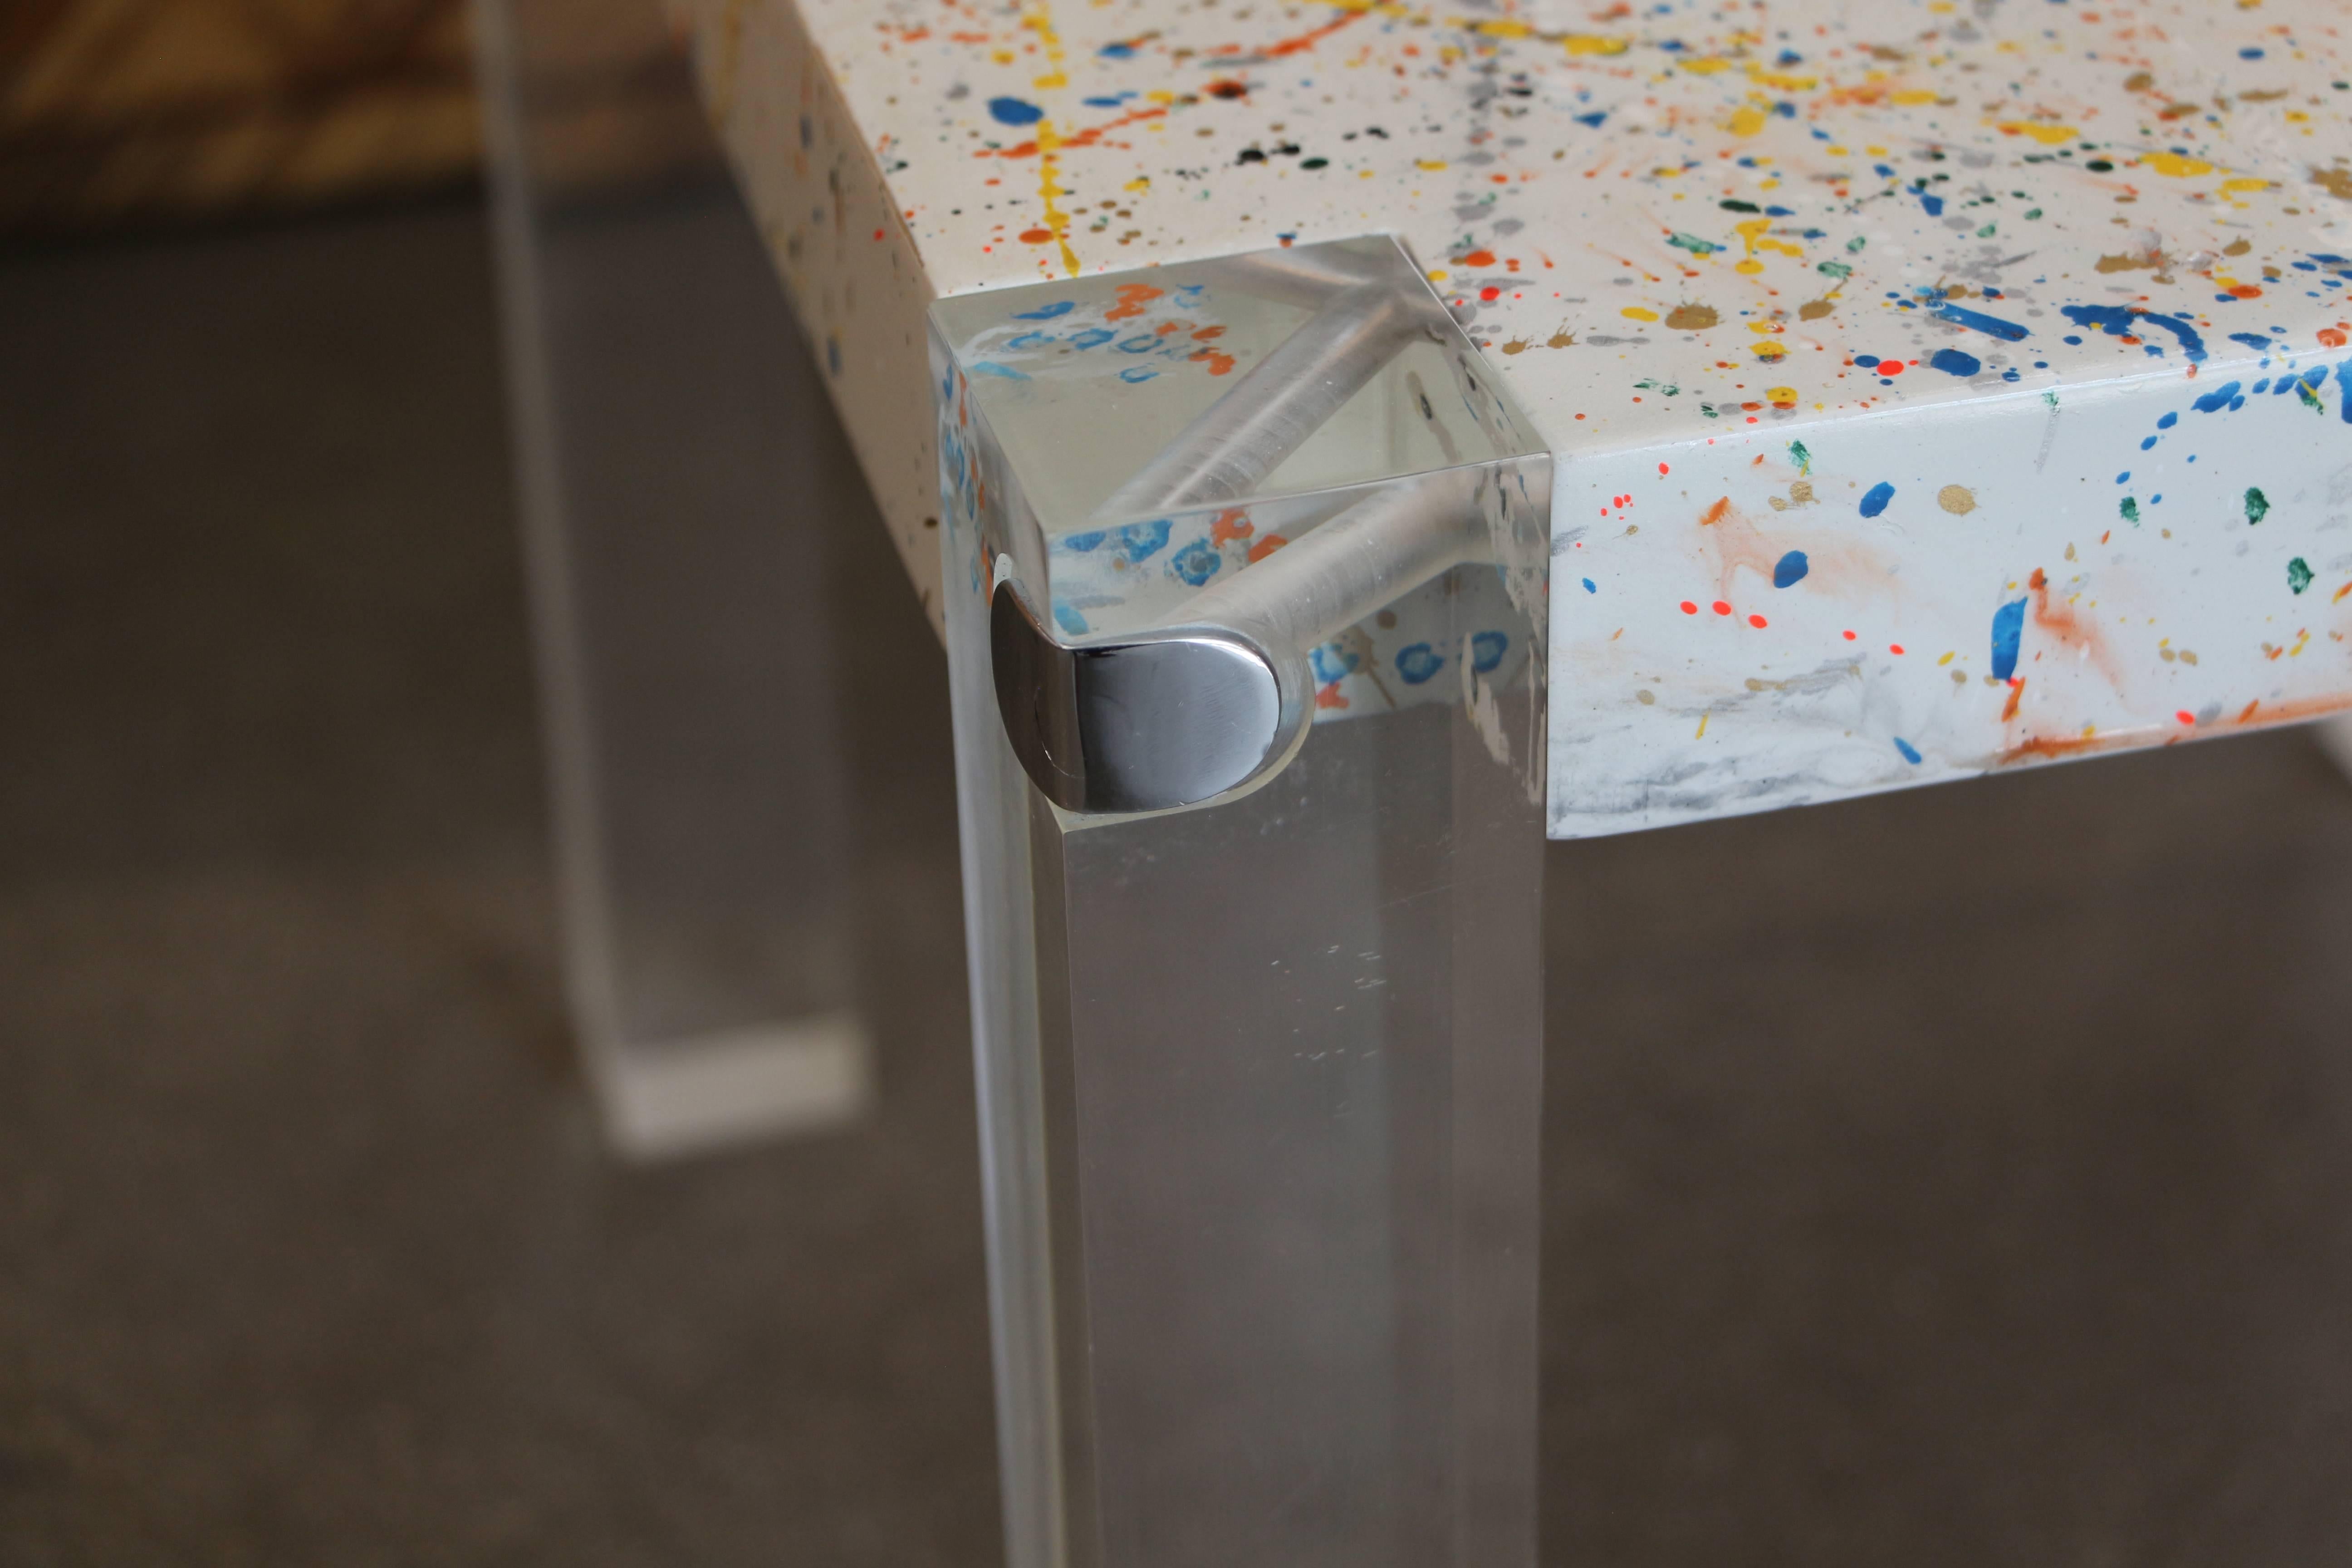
948,531,1545,1568
478,0,867,1158
938,240,1548,1565
2318,717,2352,783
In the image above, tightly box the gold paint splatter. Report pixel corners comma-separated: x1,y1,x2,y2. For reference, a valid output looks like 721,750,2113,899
1636,689,1655,705
1665,302,1720,330
1788,480,1815,505
2223,238,2253,255
1547,328,1577,349
1937,484,1977,515
2095,251,2163,273
2313,166,2352,201
1798,297,1836,320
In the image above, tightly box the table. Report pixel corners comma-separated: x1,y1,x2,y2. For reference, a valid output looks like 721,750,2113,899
480,0,2352,1559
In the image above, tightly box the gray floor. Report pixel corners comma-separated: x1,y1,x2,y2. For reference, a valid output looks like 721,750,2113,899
4,201,2352,1564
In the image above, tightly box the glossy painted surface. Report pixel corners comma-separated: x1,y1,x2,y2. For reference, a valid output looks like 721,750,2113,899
679,0,2352,833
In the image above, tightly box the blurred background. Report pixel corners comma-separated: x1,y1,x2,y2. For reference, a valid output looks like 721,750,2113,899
6,3,2352,1563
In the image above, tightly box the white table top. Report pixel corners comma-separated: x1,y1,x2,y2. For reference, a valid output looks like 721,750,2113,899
682,0,2352,833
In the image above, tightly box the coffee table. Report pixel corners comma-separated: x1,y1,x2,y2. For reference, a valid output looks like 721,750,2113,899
482,0,2352,1558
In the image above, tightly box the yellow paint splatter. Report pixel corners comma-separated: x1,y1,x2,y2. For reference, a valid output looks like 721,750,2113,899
2143,151,2216,177
1622,306,1660,321
1679,56,1733,74
1746,62,1817,90
1889,88,1939,105
1725,104,1769,137
1416,158,1449,170
1560,33,1628,54
1995,120,2080,145
1022,0,1068,87
2221,176,2271,193
1034,120,1081,276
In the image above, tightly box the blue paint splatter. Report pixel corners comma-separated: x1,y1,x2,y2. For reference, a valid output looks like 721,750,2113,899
1396,643,1444,685
1573,110,1607,127
1117,367,1158,383
1854,354,1881,368
971,361,1028,380
2140,435,2160,450
1919,192,1945,217
1069,328,1114,349
1773,549,1810,588
1928,347,1981,377
2190,380,2244,413
1308,642,1360,684
1053,602,1090,636
1931,302,2032,341
1581,577,1597,593
988,96,1045,126
2337,360,2352,424
1063,518,1171,565
1990,597,2027,681
1116,334,1157,353
1894,738,1923,765
1014,299,1076,320
1097,40,1135,58
1470,632,1508,674
2156,411,2178,428
2230,332,2273,350
2060,304,2207,362
1860,481,1896,518
1171,539,1221,586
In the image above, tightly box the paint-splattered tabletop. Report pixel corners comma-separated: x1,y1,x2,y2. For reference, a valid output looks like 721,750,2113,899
682,0,2352,834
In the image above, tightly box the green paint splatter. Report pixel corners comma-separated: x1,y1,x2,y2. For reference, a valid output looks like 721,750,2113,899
2042,389,2059,407
2289,556,2314,595
1845,235,1867,253
1788,439,1813,475
1667,232,1722,255
2024,207,2043,219
1816,260,1853,279
2119,496,2140,525
2245,486,2270,525
2298,378,2325,413
1976,222,1997,237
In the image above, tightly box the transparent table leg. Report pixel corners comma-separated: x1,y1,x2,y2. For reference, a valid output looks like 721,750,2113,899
2318,717,2352,783
946,514,1546,1568
477,0,868,1158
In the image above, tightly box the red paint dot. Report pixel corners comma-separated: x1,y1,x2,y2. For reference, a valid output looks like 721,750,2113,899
1748,613,1768,628
2176,710,2196,725
1890,643,1906,655
1480,286,1501,301
1680,600,1698,614
873,228,886,240
1842,630,1857,641
1019,227,1053,243
1881,359,1907,375
1712,600,1733,616
1658,462,1671,475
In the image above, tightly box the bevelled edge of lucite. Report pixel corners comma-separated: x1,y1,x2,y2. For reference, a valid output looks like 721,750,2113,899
928,235,1554,817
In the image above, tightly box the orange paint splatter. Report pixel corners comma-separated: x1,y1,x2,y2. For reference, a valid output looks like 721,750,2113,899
1106,283,1165,320
2025,566,2124,687
1315,682,1350,709
2001,678,2024,723
1191,347,1236,375
1019,227,1054,243
1261,9,1361,57
979,104,1168,158
1247,534,1288,563
1191,324,1226,340
1210,509,1254,546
